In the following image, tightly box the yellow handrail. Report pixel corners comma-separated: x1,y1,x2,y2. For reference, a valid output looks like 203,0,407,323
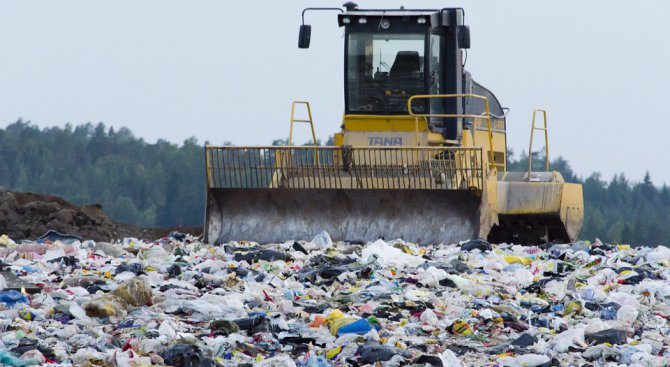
407,94,495,170
528,109,549,179
288,101,318,165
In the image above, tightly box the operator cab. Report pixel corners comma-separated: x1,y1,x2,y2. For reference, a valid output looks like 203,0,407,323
337,4,502,142
299,2,506,143
340,10,430,115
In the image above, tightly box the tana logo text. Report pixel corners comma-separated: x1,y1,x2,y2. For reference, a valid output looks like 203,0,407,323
367,137,403,146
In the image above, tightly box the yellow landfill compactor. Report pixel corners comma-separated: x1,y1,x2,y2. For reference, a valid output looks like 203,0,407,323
204,3,584,245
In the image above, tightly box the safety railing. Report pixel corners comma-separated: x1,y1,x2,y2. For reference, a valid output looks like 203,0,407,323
528,109,549,179
205,146,485,190
288,101,319,165
407,94,496,170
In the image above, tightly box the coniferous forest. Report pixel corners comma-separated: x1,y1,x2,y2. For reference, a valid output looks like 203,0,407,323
1,120,669,246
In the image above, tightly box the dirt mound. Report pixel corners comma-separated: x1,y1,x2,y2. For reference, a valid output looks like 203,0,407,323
0,188,202,242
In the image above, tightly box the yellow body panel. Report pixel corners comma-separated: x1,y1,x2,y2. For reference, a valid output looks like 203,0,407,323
339,104,507,173
497,182,563,215
334,132,344,146
561,183,584,241
343,115,429,132
462,128,506,172
343,130,429,147
341,115,430,147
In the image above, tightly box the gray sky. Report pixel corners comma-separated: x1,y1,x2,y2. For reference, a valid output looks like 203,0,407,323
2,1,669,184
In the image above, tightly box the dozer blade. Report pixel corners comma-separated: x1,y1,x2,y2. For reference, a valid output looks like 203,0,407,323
204,146,496,245
206,188,481,244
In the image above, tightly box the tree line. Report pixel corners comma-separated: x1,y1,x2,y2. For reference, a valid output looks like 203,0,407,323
1,120,668,246
0,120,204,228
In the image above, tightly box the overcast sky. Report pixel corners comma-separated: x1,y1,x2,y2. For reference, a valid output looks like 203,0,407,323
1,1,669,184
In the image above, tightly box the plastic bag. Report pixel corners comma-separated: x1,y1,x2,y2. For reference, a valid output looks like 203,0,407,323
161,344,213,367
585,329,627,345
360,239,425,268
416,266,447,287
616,304,638,324
258,355,299,367
112,275,152,307
439,350,463,367
460,239,491,252
0,352,40,367
420,309,439,326
311,231,332,249
336,318,373,336
83,293,128,317
498,354,550,367
0,290,29,308
358,343,406,364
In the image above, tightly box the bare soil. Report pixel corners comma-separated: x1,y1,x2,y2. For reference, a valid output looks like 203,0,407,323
0,188,202,242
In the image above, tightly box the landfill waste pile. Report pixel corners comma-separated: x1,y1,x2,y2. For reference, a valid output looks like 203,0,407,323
0,229,669,366
0,188,199,242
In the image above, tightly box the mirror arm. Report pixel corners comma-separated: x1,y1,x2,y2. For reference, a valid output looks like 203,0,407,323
301,7,344,25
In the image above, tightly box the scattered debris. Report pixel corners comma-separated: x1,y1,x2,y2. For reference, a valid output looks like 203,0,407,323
0,228,668,365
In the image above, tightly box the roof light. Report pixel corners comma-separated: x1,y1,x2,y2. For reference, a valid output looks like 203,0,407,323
342,17,351,24
380,18,390,29
358,17,367,24
417,17,426,24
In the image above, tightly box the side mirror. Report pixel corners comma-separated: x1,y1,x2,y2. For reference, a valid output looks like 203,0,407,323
298,25,312,49
458,25,470,49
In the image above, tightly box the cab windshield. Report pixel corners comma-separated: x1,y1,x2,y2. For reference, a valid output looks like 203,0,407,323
347,32,426,114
